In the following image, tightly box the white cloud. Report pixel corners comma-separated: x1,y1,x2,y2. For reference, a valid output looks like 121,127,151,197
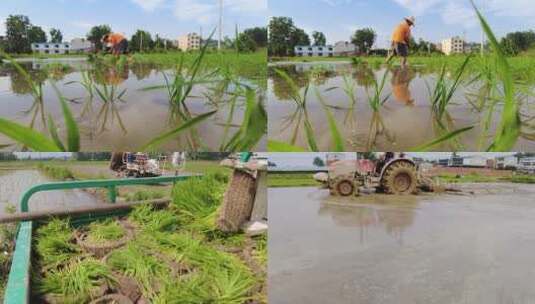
131,0,166,11
173,0,266,24
391,0,443,16
440,2,477,28
72,21,93,29
320,0,354,6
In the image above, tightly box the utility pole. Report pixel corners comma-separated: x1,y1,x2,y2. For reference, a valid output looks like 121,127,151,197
218,0,223,51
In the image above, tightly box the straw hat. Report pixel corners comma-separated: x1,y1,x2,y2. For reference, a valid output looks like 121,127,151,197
405,16,416,26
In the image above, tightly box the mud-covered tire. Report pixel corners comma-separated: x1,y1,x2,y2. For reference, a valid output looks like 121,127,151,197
382,161,417,195
335,179,355,196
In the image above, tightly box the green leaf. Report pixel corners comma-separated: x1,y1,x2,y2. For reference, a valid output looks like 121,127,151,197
267,140,306,152
0,118,61,151
140,110,217,150
47,114,66,152
470,0,520,151
315,88,345,151
53,84,80,151
410,126,474,152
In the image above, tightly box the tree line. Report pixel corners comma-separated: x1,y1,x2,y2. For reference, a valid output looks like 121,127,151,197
268,16,534,57
1,15,267,54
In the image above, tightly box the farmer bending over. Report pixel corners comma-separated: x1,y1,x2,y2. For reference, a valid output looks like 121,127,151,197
102,33,128,56
386,16,415,68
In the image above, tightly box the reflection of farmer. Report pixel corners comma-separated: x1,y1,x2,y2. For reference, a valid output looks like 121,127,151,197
391,67,415,105
102,33,128,56
386,16,415,68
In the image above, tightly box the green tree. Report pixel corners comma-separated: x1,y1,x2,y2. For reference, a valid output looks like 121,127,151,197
268,17,310,56
351,28,376,54
290,28,310,48
5,15,32,53
87,25,111,52
243,27,267,47
313,157,325,167
237,33,257,52
312,31,326,46
49,28,63,43
130,30,154,53
500,31,535,55
28,25,47,44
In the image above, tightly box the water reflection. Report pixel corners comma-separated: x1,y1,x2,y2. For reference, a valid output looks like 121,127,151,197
318,195,419,244
390,67,415,105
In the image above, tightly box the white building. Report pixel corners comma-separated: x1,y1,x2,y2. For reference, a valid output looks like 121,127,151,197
333,41,356,56
441,36,465,55
518,157,535,174
495,155,518,169
177,33,201,51
294,45,334,57
31,38,92,54
449,155,488,168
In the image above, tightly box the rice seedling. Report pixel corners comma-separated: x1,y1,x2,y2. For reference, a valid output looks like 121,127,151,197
37,163,75,180
35,218,81,268
221,87,267,152
106,242,168,298
85,220,125,243
129,204,179,232
171,174,226,223
367,68,390,112
410,126,474,151
37,258,115,304
428,55,471,121
315,87,345,151
0,52,44,105
470,0,521,151
142,31,216,116
125,189,165,202
0,83,80,152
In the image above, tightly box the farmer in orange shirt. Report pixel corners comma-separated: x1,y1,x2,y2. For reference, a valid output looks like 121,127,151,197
386,16,415,68
101,32,128,56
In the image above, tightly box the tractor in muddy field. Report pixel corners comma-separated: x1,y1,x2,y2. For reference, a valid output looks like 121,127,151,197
314,152,437,196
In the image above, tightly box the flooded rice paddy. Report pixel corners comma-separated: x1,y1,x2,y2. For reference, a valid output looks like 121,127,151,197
0,58,266,151
268,62,535,151
0,169,100,216
269,184,535,304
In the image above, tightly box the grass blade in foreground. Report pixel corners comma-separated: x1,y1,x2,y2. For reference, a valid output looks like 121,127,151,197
0,118,61,151
53,84,80,151
470,0,520,151
410,126,474,152
140,110,217,150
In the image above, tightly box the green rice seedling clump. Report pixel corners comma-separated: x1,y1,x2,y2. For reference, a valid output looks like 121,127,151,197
171,174,226,223
35,218,81,268
37,258,115,304
129,204,179,232
37,163,75,180
85,219,125,243
125,189,165,202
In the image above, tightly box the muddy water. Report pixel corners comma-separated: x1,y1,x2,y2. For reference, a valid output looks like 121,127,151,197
0,60,265,151
0,169,101,216
269,185,535,304
268,62,535,151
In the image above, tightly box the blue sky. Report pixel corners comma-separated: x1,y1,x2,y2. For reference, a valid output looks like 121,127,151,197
269,0,535,48
0,0,266,41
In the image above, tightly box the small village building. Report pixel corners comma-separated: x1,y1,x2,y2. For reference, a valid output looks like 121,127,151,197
294,45,334,57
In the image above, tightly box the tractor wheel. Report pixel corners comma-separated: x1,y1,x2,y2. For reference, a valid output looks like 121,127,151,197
382,161,417,195
335,179,355,196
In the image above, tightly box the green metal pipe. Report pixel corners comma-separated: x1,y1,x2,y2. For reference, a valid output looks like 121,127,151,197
19,175,197,212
